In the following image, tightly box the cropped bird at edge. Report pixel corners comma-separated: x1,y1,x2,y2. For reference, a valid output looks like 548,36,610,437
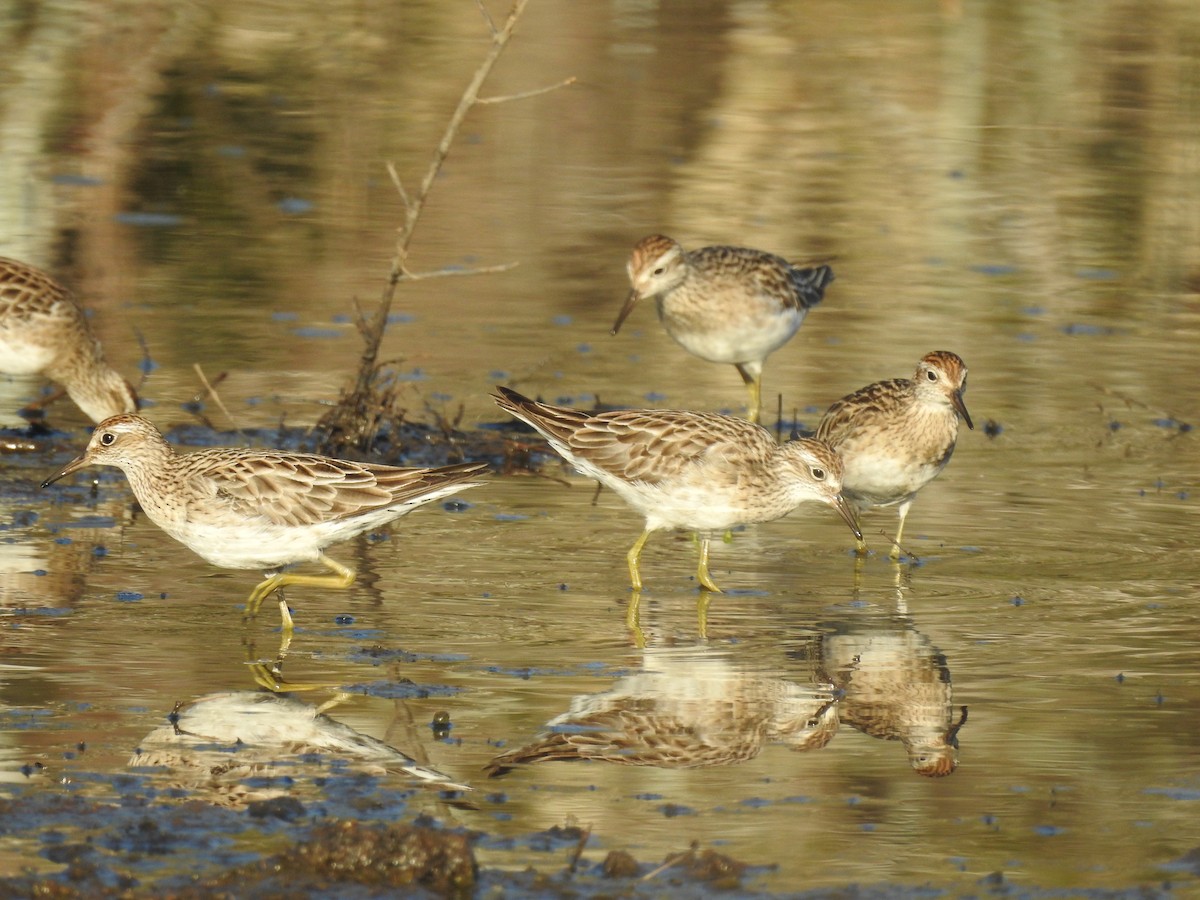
42,414,488,629
0,256,138,423
815,350,973,559
611,234,834,424
493,386,860,593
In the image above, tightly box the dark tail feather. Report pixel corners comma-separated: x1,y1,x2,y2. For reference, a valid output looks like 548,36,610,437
792,264,835,309
492,385,528,418
493,385,593,435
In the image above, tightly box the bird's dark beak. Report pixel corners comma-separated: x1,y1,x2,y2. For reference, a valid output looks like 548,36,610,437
832,493,863,541
41,454,89,488
944,705,969,749
952,391,974,430
610,288,641,336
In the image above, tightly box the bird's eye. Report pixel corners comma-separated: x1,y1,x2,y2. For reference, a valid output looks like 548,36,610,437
811,467,825,480
101,432,115,446
653,266,665,275
926,369,938,381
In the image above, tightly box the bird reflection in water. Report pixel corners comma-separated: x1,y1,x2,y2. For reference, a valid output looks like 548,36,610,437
131,691,474,807
485,643,838,776
810,575,968,777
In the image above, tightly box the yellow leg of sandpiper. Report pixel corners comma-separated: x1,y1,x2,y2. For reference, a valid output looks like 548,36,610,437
626,591,646,649
890,502,913,560
696,591,712,640
245,621,352,695
696,536,723,593
247,660,350,695
736,363,762,424
244,555,357,625
626,529,652,592
278,597,295,632
852,551,867,589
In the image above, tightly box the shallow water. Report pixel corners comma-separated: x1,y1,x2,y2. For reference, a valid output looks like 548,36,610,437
1,0,1199,894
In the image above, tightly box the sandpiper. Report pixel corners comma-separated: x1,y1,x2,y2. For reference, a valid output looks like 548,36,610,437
493,386,860,593
815,351,973,559
0,256,138,423
42,414,488,628
612,234,834,423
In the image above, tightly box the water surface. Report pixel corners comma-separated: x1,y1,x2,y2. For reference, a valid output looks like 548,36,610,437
1,1,1198,894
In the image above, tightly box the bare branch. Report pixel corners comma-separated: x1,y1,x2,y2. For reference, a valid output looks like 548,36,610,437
641,848,694,882
385,161,411,211
477,75,577,105
396,0,532,263
192,363,243,435
567,825,592,875
397,261,519,282
476,0,499,37
368,0,532,374
319,0,563,455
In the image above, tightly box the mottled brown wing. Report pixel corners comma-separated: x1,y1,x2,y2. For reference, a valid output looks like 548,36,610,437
687,246,833,311
0,257,79,322
815,378,910,447
569,409,767,483
494,387,773,485
183,449,485,527
483,711,764,776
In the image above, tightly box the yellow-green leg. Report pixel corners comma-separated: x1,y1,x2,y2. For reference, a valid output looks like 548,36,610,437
626,591,646,649
696,536,723,593
626,529,652,592
246,630,354,695
245,554,357,629
736,363,762,424
890,501,913,560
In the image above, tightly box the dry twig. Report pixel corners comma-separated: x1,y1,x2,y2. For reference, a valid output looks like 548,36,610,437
319,0,572,456
192,363,243,434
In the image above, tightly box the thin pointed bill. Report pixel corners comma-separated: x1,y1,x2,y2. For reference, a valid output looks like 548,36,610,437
952,391,974,430
610,288,642,336
832,493,863,541
41,454,91,488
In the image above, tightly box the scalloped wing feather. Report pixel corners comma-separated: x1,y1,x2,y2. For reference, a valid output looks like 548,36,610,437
485,710,766,773
0,257,84,327
572,410,769,483
181,450,484,528
685,246,831,311
816,377,912,447
495,389,776,486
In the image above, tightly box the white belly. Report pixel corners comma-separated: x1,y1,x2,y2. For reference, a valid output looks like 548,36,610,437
0,333,56,375
161,519,326,570
842,453,943,508
663,305,804,365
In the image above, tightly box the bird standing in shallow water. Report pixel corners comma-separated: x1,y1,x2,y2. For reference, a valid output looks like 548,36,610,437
42,414,488,629
815,351,973,559
0,256,138,423
493,386,860,593
612,234,834,423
